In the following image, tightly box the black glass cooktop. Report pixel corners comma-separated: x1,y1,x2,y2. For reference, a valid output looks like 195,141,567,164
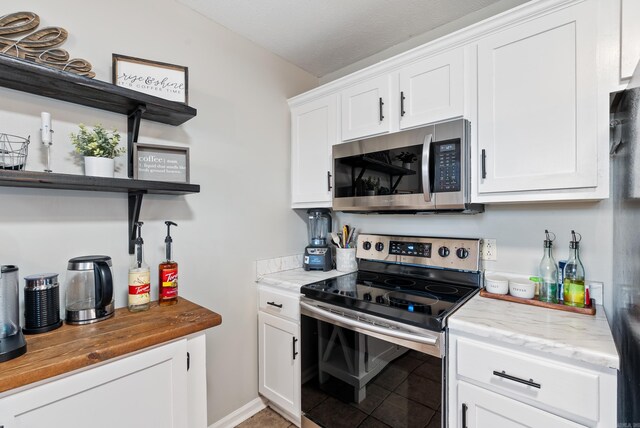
301,264,480,331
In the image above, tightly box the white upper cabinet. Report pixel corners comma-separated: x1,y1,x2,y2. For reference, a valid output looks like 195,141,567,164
341,74,392,141
475,0,600,201
290,94,338,208
399,47,465,130
621,0,640,80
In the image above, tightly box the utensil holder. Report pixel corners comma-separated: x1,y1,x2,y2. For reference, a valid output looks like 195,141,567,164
336,248,357,272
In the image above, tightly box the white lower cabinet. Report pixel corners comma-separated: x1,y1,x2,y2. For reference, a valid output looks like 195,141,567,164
257,284,301,425
448,332,617,428
0,336,206,428
458,381,586,428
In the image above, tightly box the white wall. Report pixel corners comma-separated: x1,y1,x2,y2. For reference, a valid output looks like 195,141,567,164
0,1,316,424
337,199,614,314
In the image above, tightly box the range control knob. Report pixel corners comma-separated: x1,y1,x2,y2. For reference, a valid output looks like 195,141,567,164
363,293,372,301
456,248,469,259
375,295,385,304
438,246,450,257
375,242,385,252
362,241,372,251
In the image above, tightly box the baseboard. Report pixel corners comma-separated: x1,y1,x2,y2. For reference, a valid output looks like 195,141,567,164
209,397,267,428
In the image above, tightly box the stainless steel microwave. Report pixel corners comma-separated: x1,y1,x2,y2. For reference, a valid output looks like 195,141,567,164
332,119,483,213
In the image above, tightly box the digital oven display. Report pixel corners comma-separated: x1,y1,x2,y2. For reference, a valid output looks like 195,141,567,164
440,143,456,152
389,241,432,258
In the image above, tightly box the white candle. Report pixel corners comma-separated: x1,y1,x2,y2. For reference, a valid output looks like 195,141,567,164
41,112,51,144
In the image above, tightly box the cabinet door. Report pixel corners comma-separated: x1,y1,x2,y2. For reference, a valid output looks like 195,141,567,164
187,334,207,428
476,1,598,195
258,311,300,419
399,48,464,130
291,94,338,208
458,381,586,428
341,75,391,141
621,0,640,80
0,340,188,428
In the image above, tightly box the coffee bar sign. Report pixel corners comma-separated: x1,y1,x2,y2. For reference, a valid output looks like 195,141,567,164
134,143,190,183
112,54,189,103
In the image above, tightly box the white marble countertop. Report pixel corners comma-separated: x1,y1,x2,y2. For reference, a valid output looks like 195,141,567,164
449,294,619,370
256,268,353,293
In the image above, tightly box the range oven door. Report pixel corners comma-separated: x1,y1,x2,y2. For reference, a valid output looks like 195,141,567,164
332,118,478,213
300,299,445,428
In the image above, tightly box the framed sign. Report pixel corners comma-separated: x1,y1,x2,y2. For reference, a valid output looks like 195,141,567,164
133,143,190,183
112,54,188,104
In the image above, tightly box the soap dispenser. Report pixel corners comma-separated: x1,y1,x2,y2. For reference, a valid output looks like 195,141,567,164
159,221,178,306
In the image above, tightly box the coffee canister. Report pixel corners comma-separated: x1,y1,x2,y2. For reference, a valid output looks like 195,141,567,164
23,273,62,334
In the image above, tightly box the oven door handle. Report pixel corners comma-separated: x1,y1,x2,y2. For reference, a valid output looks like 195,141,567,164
421,133,433,203
300,301,439,346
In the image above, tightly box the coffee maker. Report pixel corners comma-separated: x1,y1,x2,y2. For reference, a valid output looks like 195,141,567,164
0,265,27,362
303,208,333,271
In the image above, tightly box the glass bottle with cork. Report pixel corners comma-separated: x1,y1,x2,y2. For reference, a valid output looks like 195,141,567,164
538,229,558,303
128,221,150,312
563,230,585,307
159,221,178,306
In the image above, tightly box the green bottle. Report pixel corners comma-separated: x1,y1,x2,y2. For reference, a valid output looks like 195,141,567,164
563,230,585,307
538,230,558,303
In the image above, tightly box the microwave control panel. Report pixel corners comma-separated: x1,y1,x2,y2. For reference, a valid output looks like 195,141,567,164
433,139,461,193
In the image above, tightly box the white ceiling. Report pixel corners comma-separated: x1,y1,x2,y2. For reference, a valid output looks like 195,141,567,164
177,0,526,78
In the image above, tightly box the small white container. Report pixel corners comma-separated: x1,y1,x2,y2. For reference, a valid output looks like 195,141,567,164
509,279,536,299
485,274,509,295
336,248,357,272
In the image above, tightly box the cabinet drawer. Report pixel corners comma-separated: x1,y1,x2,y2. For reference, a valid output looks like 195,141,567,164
258,287,300,322
456,337,599,422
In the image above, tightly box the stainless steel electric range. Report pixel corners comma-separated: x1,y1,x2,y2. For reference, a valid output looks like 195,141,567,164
300,234,481,428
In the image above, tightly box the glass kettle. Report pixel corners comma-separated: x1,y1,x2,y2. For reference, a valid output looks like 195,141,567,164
65,255,114,325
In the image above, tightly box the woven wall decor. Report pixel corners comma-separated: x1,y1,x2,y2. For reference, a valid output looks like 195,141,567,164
0,11,95,78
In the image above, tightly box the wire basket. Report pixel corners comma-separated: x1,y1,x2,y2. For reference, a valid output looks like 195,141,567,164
0,133,29,170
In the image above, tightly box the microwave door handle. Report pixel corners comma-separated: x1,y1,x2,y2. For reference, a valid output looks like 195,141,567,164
422,134,433,202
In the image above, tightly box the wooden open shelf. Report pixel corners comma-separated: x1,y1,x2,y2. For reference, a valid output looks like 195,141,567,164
0,169,200,195
479,289,596,315
0,54,196,126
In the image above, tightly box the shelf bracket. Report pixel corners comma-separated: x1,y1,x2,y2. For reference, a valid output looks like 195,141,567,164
128,191,146,254
127,105,146,178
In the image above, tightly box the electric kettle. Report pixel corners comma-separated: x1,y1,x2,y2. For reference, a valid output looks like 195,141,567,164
65,255,114,325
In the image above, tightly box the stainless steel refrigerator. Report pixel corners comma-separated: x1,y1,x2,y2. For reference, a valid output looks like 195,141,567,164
611,63,640,425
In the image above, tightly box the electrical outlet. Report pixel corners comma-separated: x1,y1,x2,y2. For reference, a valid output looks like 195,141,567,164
480,239,497,261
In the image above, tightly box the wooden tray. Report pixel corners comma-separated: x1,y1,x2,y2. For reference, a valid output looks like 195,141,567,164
479,289,596,315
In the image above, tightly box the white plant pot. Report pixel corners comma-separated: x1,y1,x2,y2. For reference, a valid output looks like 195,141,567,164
84,156,115,178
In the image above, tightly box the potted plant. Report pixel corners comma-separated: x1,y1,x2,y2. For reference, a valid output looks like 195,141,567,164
363,176,380,196
70,124,125,177
395,151,417,169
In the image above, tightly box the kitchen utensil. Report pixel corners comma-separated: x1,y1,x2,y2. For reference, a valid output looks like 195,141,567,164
509,279,536,299
65,255,114,324
303,209,333,271
23,273,62,334
484,274,509,295
0,265,27,362
331,231,341,247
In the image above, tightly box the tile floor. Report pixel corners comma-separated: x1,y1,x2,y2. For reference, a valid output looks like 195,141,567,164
235,407,296,428
302,350,442,428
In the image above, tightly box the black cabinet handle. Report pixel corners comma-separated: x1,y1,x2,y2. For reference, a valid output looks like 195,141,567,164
400,91,406,117
187,352,190,371
379,97,385,122
462,403,468,428
492,370,541,389
267,301,283,308
327,171,332,191
292,337,299,360
481,149,487,179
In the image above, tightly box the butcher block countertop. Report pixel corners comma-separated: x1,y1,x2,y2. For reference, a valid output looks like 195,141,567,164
0,298,221,395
